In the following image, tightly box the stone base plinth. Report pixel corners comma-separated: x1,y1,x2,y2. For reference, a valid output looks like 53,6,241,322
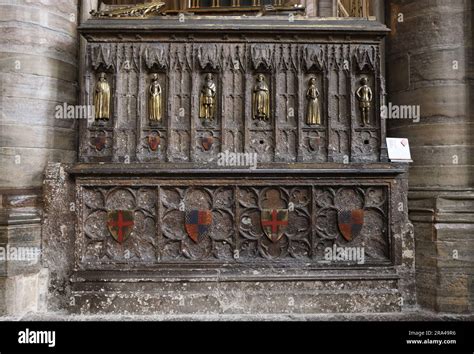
70,268,402,315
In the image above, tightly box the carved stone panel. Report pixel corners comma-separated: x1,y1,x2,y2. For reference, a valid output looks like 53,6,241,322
327,44,351,163
238,187,312,260
77,180,390,268
80,38,386,165
160,187,234,261
79,187,158,265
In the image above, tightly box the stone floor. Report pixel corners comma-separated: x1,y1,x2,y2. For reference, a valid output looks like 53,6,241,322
1,309,472,321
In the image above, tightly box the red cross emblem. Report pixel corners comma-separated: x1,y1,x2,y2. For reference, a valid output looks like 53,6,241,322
107,210,134,244
261,209,289,243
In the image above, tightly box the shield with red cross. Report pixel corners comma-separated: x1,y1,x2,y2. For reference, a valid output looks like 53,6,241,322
338,209,364,242
261,209,289,243
185,210,212,243
107,210,134,244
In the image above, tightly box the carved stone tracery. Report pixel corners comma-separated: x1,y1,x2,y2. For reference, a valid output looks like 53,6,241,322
81,39,387,164
79,183,390,265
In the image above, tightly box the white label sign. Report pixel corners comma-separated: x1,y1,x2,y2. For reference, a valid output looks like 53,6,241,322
386,138,412,161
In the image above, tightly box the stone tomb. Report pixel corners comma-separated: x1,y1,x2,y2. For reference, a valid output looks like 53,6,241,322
42,17,415,314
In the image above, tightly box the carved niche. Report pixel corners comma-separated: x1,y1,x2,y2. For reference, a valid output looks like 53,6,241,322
352,44,381,162
80,37,387,164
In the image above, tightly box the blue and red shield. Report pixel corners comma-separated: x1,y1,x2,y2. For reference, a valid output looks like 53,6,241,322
185,210,212,243
338,209,364,242
107,210,134,244
261,209,289,243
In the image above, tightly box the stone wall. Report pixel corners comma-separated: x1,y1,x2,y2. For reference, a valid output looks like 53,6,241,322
0,0,78,316
386,0,473,313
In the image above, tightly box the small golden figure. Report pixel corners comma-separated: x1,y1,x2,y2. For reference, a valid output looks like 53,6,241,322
94,72,111,121
306,77,321,125
253,74,270,121
149,73,162,123
199,73,217,122
356,77,373,126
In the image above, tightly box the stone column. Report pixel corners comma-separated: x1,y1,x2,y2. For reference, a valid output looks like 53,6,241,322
0,0,78,316
386,0,473,313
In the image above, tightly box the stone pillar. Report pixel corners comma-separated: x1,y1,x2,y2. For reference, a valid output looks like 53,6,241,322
0,0,78,316
386,0,473,313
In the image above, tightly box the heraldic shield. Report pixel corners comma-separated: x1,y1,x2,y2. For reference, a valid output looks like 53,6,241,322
261,209,289,243
201,136,213,151
338,209,364,242
107,210,134,244
93,133,106,151
147,135,160,151
185,210,212,243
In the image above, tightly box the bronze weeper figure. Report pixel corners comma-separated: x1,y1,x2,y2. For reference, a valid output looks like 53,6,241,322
356,77,373,126
94,72,111,122
199,73,217,122
149,73,163,123
253,74,270,121
306,77,321,125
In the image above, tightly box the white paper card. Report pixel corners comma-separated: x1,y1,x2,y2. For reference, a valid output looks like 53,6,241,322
386,138,412,161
